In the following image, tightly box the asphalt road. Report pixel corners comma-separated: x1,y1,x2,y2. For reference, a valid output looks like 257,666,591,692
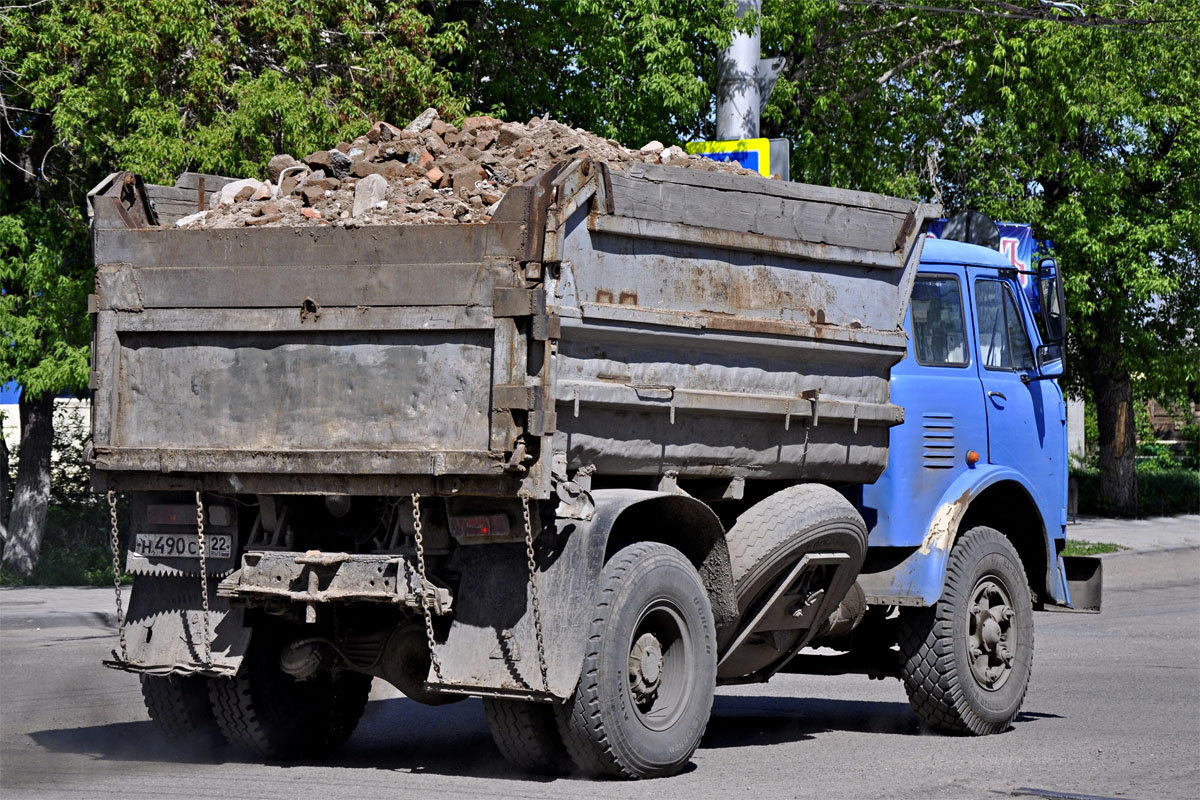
1,524,1197,799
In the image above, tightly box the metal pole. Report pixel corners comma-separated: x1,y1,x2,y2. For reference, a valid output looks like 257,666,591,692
716,0,761,140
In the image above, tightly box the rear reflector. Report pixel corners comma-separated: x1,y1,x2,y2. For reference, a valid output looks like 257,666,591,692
147,504,233,527
449,513,514,544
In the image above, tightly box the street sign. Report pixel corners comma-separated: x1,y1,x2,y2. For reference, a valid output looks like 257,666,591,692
686,138,771,178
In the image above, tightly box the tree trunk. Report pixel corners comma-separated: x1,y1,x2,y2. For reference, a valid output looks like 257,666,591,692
2,394,55,577
1085,345,1138,516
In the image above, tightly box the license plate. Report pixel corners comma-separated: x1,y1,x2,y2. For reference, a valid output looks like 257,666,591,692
133,533,233,559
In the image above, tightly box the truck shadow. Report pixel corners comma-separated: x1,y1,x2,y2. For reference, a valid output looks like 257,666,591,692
25,694,1061,778
704,695,918,745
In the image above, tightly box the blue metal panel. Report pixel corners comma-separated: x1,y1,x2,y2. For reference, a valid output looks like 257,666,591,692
860,238,1069,605
861,464,1050,604
862,265,988,549
968,267,1067,555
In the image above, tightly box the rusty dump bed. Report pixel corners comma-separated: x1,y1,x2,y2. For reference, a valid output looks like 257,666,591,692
88,161,940,498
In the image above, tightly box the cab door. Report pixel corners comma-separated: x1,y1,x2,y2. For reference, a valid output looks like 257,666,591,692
969,273,1066,520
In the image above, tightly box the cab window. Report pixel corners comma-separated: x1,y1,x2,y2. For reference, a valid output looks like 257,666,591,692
911,276,968,367
975,279,1035,371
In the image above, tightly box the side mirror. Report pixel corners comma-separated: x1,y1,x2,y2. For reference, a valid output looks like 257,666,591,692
1038,257,1067,344
1032,343,1065,380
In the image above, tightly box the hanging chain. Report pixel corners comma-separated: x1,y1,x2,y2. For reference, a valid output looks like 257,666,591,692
194,491,212,667
521,494,550,693
411,493,444,682
107,490,129,663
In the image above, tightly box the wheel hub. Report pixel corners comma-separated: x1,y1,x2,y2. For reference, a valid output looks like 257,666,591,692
628,632,664,705
967,578,1015,690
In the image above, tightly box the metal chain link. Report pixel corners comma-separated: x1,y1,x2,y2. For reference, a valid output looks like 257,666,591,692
194,491,212,667
521,494,550,693
411,493,444,682
107,490,128,663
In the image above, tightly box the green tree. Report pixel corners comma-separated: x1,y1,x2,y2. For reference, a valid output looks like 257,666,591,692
762,0,1200,514
433,0,740,147
0,0,469,576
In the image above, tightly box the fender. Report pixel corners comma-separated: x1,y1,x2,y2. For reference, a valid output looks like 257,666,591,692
429,489,732,701
859,464,1061,606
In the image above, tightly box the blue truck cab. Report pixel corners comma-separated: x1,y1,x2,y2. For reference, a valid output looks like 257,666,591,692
842,235,1101,735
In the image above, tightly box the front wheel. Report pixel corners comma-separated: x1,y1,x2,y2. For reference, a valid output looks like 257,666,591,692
898,526,1034,735
556,542,716,779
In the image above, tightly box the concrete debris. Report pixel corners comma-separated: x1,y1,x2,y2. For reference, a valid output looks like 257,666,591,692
184,109,757,229
217,178,265,207
352,173,388,217
404,108,439,134
175,209,210,227
267,154,300,182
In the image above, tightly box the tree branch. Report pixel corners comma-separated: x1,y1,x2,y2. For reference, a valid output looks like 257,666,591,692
846,38,966,105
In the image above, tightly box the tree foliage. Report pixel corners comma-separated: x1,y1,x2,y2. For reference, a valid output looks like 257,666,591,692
761,0,1200,512
0,0,472,575
433,0,740,147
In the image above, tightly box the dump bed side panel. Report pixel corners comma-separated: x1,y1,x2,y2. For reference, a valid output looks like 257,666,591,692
548,163,936,484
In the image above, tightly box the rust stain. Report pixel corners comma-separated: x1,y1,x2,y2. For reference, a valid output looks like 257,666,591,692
618,290,638,306
595,289,614,304
919,488,972,555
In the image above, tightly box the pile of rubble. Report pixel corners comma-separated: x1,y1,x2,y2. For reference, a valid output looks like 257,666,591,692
179,109,756,229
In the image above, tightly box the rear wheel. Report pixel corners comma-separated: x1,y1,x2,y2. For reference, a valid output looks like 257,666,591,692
483,698,567,775
556,542,716,779
140,673,225,757
208,628,373,760
898,526,1034,734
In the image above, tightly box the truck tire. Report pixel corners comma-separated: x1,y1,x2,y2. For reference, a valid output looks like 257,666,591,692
208,629,373,760
483,698,567,775
898,525,1034,735
555,542,716,779
719,484,867,679
140,673,226,757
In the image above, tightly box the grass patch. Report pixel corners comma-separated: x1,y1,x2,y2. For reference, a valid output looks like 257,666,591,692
1063,540,1125,556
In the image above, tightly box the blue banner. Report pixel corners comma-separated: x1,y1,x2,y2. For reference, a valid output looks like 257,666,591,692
926,220,1050,312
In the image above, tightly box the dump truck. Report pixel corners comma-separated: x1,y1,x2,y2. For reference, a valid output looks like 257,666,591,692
87,159,1096,779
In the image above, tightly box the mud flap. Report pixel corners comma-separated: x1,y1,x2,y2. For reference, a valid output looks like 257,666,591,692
1043,555,1102,613
428,516,605,701
104,576,250,677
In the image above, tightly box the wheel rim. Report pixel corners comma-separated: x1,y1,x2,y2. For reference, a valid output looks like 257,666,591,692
965,574,1016,691
626,599,693,732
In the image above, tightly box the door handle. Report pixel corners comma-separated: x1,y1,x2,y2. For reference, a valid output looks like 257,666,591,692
988,390,1007,401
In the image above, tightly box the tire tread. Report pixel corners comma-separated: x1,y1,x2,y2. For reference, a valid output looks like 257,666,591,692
483,698,567,774
140,673,225,756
